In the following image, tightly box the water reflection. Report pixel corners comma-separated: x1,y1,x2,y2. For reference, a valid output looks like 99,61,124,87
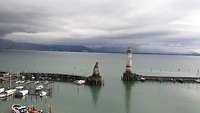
122,81,134,113
88,86,101,105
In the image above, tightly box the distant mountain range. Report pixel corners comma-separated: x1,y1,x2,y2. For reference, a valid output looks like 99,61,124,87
0,38,200,56
0,39,126,53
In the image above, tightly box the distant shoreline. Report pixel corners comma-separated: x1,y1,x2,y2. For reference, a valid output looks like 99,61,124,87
0,48,200,56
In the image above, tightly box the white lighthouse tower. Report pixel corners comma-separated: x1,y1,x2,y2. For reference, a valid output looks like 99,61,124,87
122,47,135,81
126,47,133,73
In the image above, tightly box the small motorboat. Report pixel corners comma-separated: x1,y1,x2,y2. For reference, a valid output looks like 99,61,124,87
74,80,85,85
195,79,200,83
44,81,49,85
0,89,16,98
39,91,47,97
15,90,29,98
34,81,40,84
16,86,24,90
0,92,7,98
27,105,43,113
140,77,146,81
5,89,16,96
25,81,31,84
0,88,5,93
16,81,25,84
36,85,43,91
11,104,28,113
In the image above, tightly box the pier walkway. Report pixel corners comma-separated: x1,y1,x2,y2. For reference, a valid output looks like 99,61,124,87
136,74,200,83
20,72,87,82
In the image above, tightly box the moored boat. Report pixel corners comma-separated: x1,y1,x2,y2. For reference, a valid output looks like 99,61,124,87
11,104,44,113
16,81,25,84
15,90,29,98
36,85,43,91
140,77,146,81
11,104,28,113
34,81,40,84
39,91,47,97
5,89,16,96
195,79,200,83
0,88,5,93
25,81,32,84
0,92,7,98
74,80,85,85
16,86,24,90
27,105,43,113
44,81,49,85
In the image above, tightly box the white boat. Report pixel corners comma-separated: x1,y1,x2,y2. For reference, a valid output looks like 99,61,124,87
34,81,40,84
15,90,28,98
140,77,146,81
39,91,47,97
36,85,43,91
0,89,16,98
74,80,85,85
16,86,24,90
16,81,25,84
5,89,16,96
11,104,28,113
44,81,49,85
25,81,31,84
0,92,7,98
195,79,200,83
0,88,5,93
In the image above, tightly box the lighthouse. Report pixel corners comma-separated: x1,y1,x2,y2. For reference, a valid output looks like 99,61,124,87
126,47,133,73
122,47,136,81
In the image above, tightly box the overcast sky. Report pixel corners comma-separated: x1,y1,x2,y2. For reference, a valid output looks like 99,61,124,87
1,0,200,53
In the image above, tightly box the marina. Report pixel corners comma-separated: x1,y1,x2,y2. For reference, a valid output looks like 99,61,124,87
0,61,103,86
1,50,200,113
1,0,200,113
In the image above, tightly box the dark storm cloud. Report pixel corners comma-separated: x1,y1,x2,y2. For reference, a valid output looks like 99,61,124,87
1,0,200,53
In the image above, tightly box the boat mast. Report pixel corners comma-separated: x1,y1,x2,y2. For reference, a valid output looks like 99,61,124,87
9,72,11,88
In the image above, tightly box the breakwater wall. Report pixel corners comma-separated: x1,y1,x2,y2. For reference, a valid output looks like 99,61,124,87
136,74,200,83
20,72,87,82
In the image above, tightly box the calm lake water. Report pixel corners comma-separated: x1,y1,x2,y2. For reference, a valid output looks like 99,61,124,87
1,50,200,113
